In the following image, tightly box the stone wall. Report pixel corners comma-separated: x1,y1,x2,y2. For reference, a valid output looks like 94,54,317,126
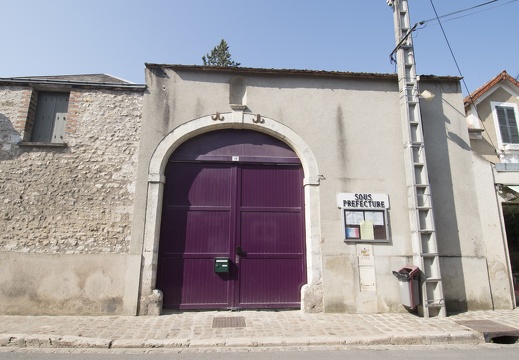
0,86,143,254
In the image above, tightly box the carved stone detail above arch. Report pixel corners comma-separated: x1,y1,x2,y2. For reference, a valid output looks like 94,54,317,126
229,75,246,108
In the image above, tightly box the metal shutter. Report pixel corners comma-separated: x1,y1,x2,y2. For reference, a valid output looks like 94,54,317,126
31,92,69,143
497,106,519,144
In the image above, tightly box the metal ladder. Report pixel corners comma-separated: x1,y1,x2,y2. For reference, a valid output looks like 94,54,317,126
388,0,446,317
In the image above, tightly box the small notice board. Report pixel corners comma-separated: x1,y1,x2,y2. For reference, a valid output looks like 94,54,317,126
336,193,390,243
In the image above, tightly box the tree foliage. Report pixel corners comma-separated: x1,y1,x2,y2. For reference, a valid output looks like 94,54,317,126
202,39,240,67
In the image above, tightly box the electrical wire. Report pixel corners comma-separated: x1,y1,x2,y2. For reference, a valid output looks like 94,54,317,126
389,0,517,64
421,0,498,24
421,0,518,26
428,1,467,93
428,0,499,153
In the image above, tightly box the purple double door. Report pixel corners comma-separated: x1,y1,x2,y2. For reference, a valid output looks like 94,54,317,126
157,160,306,310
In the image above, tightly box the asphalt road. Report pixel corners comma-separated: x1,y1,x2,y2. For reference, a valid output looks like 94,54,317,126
1,345,519,360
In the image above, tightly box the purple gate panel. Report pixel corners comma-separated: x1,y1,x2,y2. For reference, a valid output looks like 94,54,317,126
157,256,184,307
236,164,305,308
157,163,234,309
164,163,232,207
240,212,303,254
240,166,303,208
171,129,301,164
157,256,231,308
238,258,305,307
178,258,231,308
160,209,231,254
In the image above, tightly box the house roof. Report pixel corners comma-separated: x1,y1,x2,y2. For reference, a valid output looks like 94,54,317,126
464,70,519,107
0,74,146,91
146,63,461,82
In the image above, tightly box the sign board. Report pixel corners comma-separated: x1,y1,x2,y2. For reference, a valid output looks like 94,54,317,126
337,193,390,243
336,193,389,209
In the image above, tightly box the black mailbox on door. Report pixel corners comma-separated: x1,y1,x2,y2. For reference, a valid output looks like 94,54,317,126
214,258,230,273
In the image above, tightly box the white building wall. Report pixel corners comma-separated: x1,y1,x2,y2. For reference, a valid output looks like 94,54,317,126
134,66,498,314
471,154,515,309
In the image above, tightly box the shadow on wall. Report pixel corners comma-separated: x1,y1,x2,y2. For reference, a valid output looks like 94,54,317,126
447,131,471,152
0,112,70,160
421,94,468,314
443,97,501,159
0,113,22,159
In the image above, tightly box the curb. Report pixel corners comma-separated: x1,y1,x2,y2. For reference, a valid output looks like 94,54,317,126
0,331,483,349
0,334,112,349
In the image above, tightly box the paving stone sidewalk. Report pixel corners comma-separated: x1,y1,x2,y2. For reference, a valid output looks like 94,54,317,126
0,309,518,350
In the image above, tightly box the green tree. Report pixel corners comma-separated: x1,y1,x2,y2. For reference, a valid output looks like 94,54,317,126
202,39,240,67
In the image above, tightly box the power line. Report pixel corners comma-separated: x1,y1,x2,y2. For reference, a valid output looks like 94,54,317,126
427,1,466,92
388,0,517,64
421,0,498,24
428,0,499,152
420,0,518,26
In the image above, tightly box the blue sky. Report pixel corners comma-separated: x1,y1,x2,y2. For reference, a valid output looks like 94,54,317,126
2,0,518,95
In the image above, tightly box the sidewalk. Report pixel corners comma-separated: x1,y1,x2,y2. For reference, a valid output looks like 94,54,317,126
0,309,518,350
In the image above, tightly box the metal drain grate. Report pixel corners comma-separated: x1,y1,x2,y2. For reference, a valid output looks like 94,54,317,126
212,316,246,328
455,320,519,342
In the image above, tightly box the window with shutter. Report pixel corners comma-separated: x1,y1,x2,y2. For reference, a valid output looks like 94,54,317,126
496,105,519,145
31,91,69,143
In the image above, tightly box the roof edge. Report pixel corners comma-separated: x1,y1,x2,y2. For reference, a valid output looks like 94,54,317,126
0,77,146,91
464,70,519,106
145,63,461,82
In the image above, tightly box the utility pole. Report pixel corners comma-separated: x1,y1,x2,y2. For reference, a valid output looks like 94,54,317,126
387,0,446,317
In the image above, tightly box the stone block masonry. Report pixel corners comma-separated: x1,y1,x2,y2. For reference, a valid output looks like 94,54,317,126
0,87,143,254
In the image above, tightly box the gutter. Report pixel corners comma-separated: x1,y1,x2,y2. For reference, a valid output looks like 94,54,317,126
0,77,146,91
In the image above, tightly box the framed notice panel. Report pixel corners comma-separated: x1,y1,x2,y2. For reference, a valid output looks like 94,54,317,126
336,193,390,243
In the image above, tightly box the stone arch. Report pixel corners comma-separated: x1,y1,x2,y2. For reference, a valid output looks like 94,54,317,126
139,112,323,313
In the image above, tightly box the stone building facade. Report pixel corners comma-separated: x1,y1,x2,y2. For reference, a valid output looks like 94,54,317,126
132,65,509,315
0,67,515,316
0,75,145,314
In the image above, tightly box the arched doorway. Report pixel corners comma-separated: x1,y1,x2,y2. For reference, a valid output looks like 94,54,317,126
156,129,307,310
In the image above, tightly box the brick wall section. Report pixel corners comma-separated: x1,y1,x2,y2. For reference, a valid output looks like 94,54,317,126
25,89,38,139
10,88,38,141
0,86,143,254
14,88,31,135
64,90,79,137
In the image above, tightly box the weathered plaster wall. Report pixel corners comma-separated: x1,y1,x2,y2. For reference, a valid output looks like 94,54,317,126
0,253,128,315
133,66,503,315
0,85,143,315
136,67,476,314
472,154,515,309
420,81,493,312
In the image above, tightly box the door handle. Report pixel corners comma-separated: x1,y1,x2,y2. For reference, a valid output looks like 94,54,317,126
236,246,245,256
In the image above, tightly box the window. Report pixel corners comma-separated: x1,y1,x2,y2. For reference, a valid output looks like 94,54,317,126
497,106,519,144
31,91,69,143
492,102,519,147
